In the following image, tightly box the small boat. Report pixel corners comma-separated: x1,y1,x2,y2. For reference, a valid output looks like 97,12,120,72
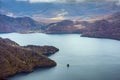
67,64,69,67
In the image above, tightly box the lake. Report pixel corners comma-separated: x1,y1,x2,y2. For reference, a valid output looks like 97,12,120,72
0,33,120,80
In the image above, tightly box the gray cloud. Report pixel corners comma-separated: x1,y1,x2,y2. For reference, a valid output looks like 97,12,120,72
61,0,120,4
16,0,120,5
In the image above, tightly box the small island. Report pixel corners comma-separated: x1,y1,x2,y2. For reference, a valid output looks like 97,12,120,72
0,37,59,79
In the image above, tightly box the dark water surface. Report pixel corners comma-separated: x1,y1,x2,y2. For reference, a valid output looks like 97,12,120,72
0,33,120,80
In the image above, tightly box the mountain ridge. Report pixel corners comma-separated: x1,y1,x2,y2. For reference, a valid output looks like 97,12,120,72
81,12,120,40
0,14,44,33
0,12,120,40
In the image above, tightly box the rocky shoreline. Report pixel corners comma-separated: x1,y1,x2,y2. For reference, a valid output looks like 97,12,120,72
81,33,120,41
0,37,59,79
23,45,59,56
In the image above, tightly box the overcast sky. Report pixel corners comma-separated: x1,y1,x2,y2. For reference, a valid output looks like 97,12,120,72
1,0,119,19
15,0,120,5
16,0,119,3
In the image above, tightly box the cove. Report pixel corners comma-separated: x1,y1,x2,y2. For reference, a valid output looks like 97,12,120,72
0,33,120,80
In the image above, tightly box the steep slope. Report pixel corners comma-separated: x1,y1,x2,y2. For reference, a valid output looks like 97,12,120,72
0,14,44,33
0,37,19,47
81,12,120,40
0,38,58,78
45,12,120,40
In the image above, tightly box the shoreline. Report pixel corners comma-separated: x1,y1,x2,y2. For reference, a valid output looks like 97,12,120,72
0,38,59,79
0,32,119,41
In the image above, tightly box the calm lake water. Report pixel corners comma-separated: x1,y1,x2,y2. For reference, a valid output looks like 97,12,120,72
0,33,120,80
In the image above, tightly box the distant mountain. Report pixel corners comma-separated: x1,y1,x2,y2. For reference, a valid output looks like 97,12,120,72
0,12,120,40
44,12,120,40
0,37,58,78
81,12,120,40
0,14,44,33
0,14,85,33
45,20,87,34
107,12,120,22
